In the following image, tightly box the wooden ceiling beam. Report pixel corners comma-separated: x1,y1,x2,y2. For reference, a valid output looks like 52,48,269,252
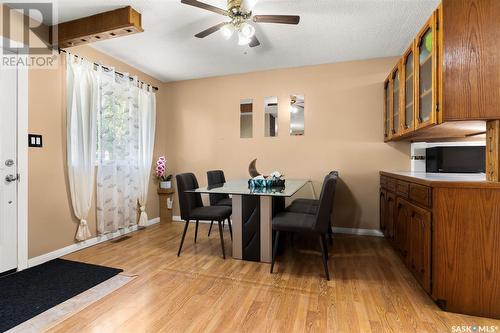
55,6,143,49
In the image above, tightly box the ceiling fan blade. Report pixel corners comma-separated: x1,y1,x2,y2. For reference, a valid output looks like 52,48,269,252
181,0,228,16
253,15,300,25
195,22,228,38
249,35,260,48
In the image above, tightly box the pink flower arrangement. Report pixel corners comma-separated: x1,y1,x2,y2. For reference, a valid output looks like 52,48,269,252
155,156,172,181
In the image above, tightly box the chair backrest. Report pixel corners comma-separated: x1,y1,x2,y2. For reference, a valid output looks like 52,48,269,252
328,171,339,223
313,172,339,233
207,170,229,205
176,173,204,221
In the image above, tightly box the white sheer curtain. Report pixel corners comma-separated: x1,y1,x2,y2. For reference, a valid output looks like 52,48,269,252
96,71,140,234
66,53,157,237
66,54,99,241
137,86,156,227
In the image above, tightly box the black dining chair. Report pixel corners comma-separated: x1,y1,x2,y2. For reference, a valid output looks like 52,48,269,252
207,170,232,207
206,170,232,237
286,171,338,243
271,173,338,280
176,173,232,259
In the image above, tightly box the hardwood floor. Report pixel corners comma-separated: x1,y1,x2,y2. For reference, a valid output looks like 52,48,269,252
49,221,500,333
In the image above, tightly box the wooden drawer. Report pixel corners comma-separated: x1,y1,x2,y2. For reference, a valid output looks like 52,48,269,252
387,178,397,192
409,183,432,208
396,180,409,198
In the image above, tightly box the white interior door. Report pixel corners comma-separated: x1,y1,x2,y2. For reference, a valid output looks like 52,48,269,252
0,50,18,273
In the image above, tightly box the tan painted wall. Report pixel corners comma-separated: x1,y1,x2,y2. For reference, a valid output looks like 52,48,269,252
165,58,410,230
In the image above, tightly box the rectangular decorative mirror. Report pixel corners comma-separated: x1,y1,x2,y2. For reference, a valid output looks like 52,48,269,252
240,99,253,138
290,94,304,136
264,96,278,137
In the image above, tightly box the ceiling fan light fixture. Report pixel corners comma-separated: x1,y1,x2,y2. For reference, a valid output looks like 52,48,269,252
237,31,252,45
181,0,300,48
240,22,256,39
221,24,234,39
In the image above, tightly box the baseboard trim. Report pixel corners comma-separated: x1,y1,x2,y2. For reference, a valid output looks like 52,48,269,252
171,216,383,237
172,216,212,224
332,226,383,237
27,217,160,268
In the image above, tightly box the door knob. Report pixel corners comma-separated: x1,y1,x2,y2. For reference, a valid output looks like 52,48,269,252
5,174,19,183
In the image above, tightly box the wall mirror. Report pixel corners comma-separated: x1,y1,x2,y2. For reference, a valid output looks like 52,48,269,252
240,98,253,138
290,94,305,136
264,96,278,137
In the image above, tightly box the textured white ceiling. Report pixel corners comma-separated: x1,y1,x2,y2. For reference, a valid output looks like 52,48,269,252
53,0,440,82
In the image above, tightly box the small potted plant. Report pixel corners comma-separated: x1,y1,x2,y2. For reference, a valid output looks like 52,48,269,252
156,156,173,189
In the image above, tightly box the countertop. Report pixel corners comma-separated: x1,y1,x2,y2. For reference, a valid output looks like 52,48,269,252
380,171,500,188
382,171,486,182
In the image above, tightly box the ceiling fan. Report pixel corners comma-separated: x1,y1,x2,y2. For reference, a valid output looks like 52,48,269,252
180,0,300,47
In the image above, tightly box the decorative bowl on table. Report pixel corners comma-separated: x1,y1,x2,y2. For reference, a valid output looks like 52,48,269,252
248,171,285,189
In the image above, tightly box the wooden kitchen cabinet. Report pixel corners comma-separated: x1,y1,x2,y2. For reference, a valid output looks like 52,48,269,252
380,171,500,319
383,77,391,141
382,10,439,140
381,175,432,295
395,197,410,261
385,192,396,243
379,189,387,232
415,12,438,130
383,0,500,142
406,200,432,293
390,62,403,138
383,8,439,141
393,195,431,294
379,187,395,244
401,44,415,135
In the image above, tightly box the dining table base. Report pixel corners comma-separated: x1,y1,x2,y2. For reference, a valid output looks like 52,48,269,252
231,195,285,263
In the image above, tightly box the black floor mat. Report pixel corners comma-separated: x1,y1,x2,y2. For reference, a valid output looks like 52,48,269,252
0,258,122,332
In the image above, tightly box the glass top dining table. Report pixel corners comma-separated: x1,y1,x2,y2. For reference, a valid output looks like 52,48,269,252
188,179,308,197
187,178,309,263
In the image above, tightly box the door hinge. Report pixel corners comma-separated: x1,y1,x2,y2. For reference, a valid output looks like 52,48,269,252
17,173,20,182
435,103,440,112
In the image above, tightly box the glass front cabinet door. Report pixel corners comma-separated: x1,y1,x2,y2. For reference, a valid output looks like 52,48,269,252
390,62,402,138
401,44,415,135
415,12,438,130
384,76,391,141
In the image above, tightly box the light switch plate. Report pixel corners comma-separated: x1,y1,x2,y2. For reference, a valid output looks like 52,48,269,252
28,134,43,148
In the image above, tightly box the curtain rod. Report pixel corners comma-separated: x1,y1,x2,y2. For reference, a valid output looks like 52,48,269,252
58,48,159,91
